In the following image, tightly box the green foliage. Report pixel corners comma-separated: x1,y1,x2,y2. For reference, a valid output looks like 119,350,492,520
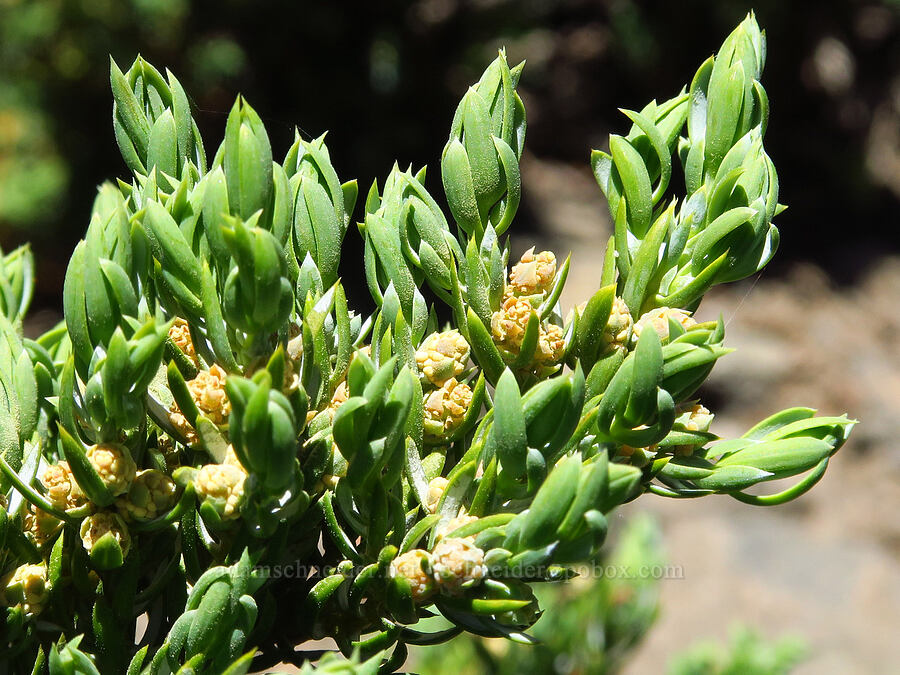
415,515,666,675
418,526,806,675
0,0,194,228
669,626,807,675
0,14,854,674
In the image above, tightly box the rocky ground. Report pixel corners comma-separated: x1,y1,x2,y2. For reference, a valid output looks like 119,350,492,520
620,260,900,675
518,155,900,674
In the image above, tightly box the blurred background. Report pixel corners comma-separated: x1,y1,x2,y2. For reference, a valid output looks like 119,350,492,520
1,0,897,672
